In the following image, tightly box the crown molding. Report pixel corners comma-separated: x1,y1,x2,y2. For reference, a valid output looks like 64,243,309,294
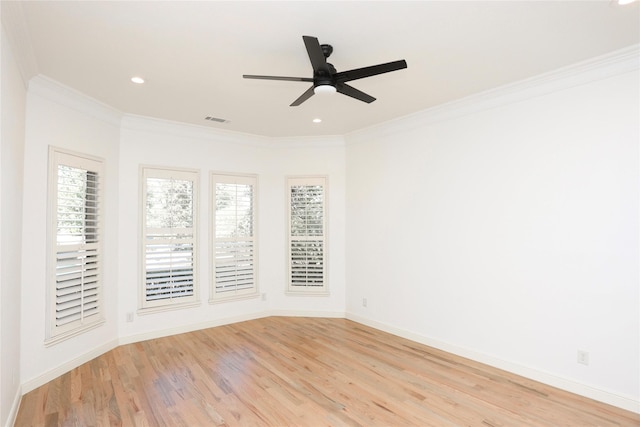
121,113,345,149
1,1,38,87
347,44,640,144
272,135,346,149
121,113,272,148
26,74,345,149
28,75,122,127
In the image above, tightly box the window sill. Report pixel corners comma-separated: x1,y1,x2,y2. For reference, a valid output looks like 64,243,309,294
45,319,105,347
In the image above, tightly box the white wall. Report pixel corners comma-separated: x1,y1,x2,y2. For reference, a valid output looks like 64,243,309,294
267,138,346,316
117,118,346,343
345,60,639,410
20,77,121,390
0,24,26,427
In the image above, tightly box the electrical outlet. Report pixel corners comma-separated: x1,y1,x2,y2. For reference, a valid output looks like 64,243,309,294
261,293,267,301
362,298,367,308
577,350,589,366
126,312,134,322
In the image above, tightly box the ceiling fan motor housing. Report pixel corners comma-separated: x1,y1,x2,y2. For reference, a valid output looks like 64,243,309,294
321,44,333,58
314,63,337,88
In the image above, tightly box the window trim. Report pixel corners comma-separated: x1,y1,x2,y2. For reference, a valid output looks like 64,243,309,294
210,172,259,303
285,175,329,296
46,146,106,345
139,165,200,314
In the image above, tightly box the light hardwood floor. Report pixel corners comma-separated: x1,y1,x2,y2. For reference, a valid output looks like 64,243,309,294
14,317,640,426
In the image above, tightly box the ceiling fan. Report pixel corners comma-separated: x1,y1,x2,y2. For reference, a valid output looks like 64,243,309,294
243,36,407,106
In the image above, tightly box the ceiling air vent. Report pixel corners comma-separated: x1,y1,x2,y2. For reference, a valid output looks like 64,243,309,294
204,116,230,124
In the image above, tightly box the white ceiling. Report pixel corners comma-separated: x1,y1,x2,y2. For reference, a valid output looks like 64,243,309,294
12,1,640,138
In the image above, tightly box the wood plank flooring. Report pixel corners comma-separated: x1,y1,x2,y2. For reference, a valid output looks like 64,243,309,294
14,317,640,426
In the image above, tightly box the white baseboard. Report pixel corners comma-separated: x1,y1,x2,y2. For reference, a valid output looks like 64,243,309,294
4,385,22,427
21,338,119,395
346,313,640,414
118,311,270,345
117,309,346,346
267,309,346,318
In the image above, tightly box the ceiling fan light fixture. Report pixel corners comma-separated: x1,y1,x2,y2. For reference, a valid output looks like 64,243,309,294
243,35,407,106
314,84,337,95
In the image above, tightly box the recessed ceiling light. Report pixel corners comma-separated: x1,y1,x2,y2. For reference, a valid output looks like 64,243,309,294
312,118,322,123
131,76,145,84
618,0,637,4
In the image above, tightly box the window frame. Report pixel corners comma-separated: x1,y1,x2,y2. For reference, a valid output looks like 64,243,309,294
286,176,329,296
46,147,105,345
139,166,200,313
210,172,259,303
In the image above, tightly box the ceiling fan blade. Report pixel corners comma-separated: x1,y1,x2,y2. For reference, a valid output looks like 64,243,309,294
335,60,407,83
290,85,315,106
303,36,330,74
243,74,313,82
336,82,376,103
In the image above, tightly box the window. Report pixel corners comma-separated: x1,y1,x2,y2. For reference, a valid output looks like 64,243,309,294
211,173,258,302
141,167,199,311
47,148,105,343
287,176,328,294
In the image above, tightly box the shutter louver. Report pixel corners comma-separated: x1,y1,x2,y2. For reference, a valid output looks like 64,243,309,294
291,240,324,286
288,180,327,292
50,153,104,341
145,240,194,300
215,240,254,292
55,247,100,326
213,179,257,299
143,174,197,306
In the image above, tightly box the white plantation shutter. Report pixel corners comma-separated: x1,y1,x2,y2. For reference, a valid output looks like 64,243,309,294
287,177,328,294
142,168,198,309
55,247,99,326
211,174,258,301
145,233,194,301
48,149,104,342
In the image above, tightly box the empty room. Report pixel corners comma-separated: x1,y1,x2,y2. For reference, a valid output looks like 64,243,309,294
1,1,639,426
